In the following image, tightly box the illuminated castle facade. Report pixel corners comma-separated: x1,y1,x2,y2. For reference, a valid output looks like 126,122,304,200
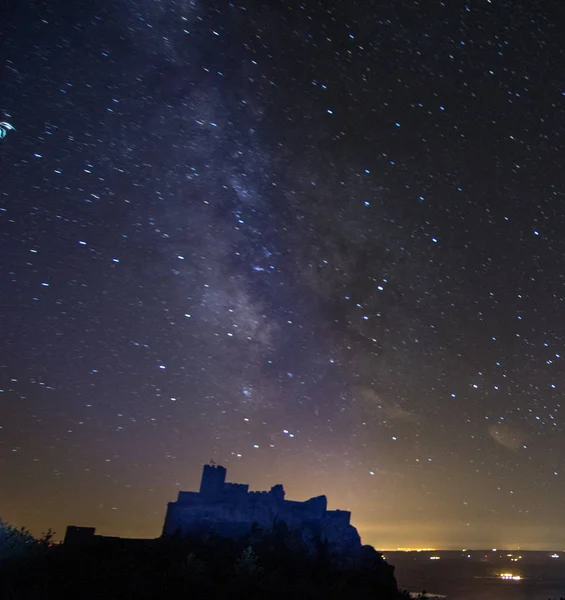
162,464,362,558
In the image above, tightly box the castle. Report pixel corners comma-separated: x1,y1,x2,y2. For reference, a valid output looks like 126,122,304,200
162,464,363,559
65,464,367,562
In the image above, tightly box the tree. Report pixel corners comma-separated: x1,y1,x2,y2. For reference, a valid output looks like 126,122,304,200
0,518,53,563
235,546,263,576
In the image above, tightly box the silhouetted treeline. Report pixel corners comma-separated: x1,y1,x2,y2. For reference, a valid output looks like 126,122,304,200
0,524,413,599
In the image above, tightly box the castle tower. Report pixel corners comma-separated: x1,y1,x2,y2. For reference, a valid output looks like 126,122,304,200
199,464,227,500
270,484,285,504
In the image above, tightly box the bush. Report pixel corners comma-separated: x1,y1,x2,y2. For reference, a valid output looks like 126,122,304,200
0,518,53,564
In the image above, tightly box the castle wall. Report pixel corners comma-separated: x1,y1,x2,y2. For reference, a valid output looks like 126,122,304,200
177,491,200,504
163,464,362,560
325,509,351,526
221,482,249,502
163,499,280,536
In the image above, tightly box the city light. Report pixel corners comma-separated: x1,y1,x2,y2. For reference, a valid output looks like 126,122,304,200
499,573,521,581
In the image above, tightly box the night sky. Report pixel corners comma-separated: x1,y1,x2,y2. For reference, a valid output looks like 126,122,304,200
3,0,565,550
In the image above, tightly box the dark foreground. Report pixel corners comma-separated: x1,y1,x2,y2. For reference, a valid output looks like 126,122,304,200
1,533,409,600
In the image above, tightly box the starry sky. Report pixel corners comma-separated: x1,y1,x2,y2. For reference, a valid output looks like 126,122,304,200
3,0,565,550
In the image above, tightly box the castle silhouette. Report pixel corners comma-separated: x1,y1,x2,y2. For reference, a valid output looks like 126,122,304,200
163,464,356,540
66,464,364,560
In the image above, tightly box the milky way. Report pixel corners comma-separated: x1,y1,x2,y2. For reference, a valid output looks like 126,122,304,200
3,0,565,549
